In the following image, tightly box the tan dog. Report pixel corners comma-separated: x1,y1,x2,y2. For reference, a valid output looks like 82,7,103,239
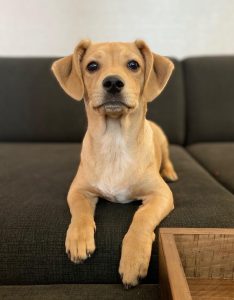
52,39,178,288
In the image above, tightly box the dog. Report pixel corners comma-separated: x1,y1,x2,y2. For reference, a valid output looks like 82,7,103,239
52,39,178,288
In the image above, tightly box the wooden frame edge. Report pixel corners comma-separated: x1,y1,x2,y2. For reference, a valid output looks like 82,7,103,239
159,232,192,300
159,227,234,235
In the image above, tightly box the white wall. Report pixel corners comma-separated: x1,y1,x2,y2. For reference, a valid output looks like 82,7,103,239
0,0,234,58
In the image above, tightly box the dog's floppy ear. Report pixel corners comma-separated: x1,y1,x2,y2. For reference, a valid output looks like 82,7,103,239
51,39,91,100
135,40,174,102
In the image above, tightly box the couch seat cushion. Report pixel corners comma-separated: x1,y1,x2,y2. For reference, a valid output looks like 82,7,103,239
0,284,160,300
187,143,234,193
0,143,234,285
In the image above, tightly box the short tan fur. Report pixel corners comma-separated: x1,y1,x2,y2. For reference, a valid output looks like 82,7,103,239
52,39,178,287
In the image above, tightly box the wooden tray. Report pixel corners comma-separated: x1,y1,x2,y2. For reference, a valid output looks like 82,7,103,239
159,228,234,300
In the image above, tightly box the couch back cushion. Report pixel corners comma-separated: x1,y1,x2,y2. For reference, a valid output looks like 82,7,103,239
184,57,234,144
0,58,87,142
0,57,185,144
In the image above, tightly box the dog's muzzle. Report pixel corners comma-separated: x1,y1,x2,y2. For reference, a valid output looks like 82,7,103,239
93,75,132,115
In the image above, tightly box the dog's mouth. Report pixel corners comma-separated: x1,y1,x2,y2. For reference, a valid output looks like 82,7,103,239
94,101,133,112
97,101,130,108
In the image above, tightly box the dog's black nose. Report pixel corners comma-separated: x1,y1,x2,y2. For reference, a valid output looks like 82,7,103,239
102,76,124,94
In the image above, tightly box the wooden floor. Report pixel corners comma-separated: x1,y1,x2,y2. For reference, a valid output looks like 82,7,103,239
187,278,234,300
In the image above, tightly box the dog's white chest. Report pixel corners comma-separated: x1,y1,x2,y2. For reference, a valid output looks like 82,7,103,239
93,121,134,203
97,184,132,203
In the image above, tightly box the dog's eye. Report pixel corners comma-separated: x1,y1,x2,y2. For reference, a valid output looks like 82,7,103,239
127,60,140,71
87,61,99,72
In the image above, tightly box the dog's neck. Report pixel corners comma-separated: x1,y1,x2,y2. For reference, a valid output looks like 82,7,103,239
84,102,147,146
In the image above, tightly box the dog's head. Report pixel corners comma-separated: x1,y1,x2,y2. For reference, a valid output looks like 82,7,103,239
52,40,174,118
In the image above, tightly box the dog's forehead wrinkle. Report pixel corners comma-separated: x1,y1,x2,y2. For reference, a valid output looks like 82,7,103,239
85,42,142,64
85,50,107,61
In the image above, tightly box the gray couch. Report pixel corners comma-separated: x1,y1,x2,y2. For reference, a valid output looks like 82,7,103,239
0,56,234,299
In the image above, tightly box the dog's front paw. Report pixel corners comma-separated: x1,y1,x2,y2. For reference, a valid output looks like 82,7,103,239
65,218,96,264
119,231,155,288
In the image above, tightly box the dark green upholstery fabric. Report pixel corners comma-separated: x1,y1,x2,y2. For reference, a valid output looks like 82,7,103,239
183,57,234,144
0,284,160,300
147,59,185,145
0,58,185,145
187,143,234,193
0,143,234,285
0,58,87,142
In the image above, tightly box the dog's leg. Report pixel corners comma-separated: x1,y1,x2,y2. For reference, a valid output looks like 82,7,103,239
65,186,98,263
119,177,174,287
160,140,178,182
150,121,177,182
